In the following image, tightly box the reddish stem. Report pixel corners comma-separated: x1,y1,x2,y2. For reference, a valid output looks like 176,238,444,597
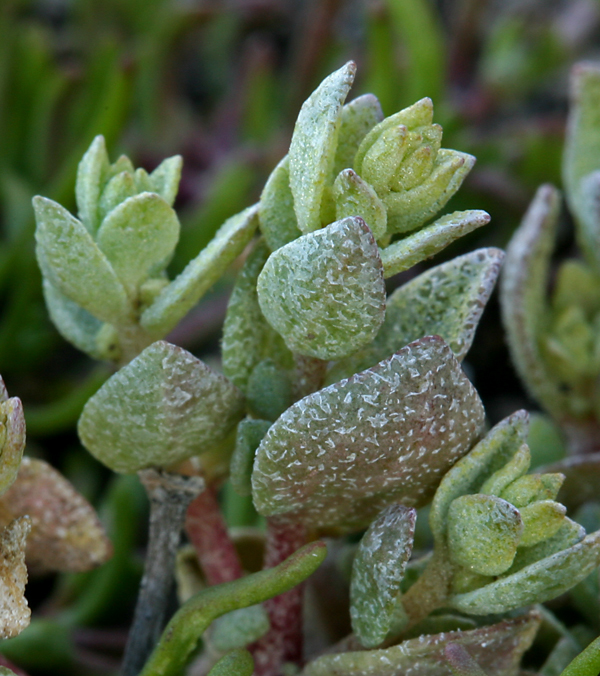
251,517,308,676
0,656,29,676
185,486,243,585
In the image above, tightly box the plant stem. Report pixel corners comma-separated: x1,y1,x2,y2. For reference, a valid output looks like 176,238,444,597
121,469,204,676
251,517,308,676
185,485,244,585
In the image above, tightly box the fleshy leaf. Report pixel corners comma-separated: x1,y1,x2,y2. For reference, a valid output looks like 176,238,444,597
149,155,183,207
139,541,326,676
75,135,109,234
381,210,490,278
289,61,356,233
96,193,180,296
246,360,293,422
574,171,600,271
33,196,130,324
207,650,254,676
445,643,489,676
519,500,566,547
78,341,245,473
42,280,105,360
98,171,137,224
479,444,531,496
558,634,600,676
303,611,541,676
430,411,529,544
450,530,600,615
333,94,383,176
328,248,503,384
0,458,112,574
210,605,270,651
542,453,600,511
231,419,271,497
0,517,31,639
141,205,259,337
350,504,416,647
257,216,386,360
333,169,387,240
500,185,570,420
252,336,485,530
259,156,302,252
0,396,25,498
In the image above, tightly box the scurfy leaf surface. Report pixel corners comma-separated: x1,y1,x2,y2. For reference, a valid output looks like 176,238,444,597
333,94,383,177
259,156,301,252
257,216,386,360
252,336,485,530
0,517,30,639
78,341,244,473
350,504,416,647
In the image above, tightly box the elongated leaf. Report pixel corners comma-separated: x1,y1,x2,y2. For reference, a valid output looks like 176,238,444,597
328,248,503,384
140,542,326,676
33,196,130,323
259,156,301,252
500,185,570,420
333,169,387,240
350,504,415,647
381,210,490,278
75,135,109,234
289,62,356,233
559,634,600,676
96,193,180,296
150,156,183,207
98,171,137,223
207,650,254,676
252,336,485,530
257,216,386,360
303,611,541,676
0,517,30,639
334,94,383,176
210,605,270,651
444,643,489,676
141,205,259,337
450,530,600,615
0,458,112,574
0,396,25,499
78,341,244,473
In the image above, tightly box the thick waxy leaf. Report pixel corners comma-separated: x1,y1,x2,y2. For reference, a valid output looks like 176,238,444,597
96,193,180,296
207,650,254,676
381,210,490,278
574,171,600,271
543,452,600,511
333,169,387,240
328,248,503,384
289,61,356,233
334,94,383,176
210,605,270,651
303,611,541,676
384,150,476,235
0,458,112,574
34,197,130,324
447,495,523,576
519,500,566,547
149,155,183,207
479,444,530,496
444,644,489,676
246,360,293,422
430,411,529,544
350,504,416,647
76,135,109,234
0,517,30,639
222,241,293,390
252,336,485,530
140,542,326,676
500,185,570,420
450,530,600,615
98,171,137,223
257,217,386,360
0,395,25,498
559,634,600,676
231,419,271,497
141,205,259,337
78,341,245,473
259,157,302,252
42,280,104,360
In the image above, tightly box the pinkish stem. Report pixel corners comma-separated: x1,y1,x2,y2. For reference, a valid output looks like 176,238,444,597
251,517,308,676
185,486,243,585
0,656,30,676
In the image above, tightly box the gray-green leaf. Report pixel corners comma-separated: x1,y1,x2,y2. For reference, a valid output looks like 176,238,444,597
76,135,110,234
259,156,302,252
149,156,183,207
334,94,383,177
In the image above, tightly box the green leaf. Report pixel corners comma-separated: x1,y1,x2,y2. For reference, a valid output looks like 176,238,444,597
78,341,244,473
333,169,387,240
257,216,386,360
207,650,254,676
350,504,416,647
75,135,110,234
303,611,541,676
141,204,259,337
289,61,356,233
333,94,383,177
328,248,503,384
450,530,600,615
139,541,327,676
479,443,531,496
96,193,180,297
33,196,130,324
210,605,270,652
98,171,137,224
231,419,271,497
381,210,490,278
445,643,490,676
447,495,523,576
519,500,566,547
246,360,293,422
574,172,600,272
542,453,600,512
149,156,183,207
42,279,104,360
500,185,570,420
252,336,485,530
558,634,600,676
0,395,25,497
430,411,529,544
259,156,302,252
